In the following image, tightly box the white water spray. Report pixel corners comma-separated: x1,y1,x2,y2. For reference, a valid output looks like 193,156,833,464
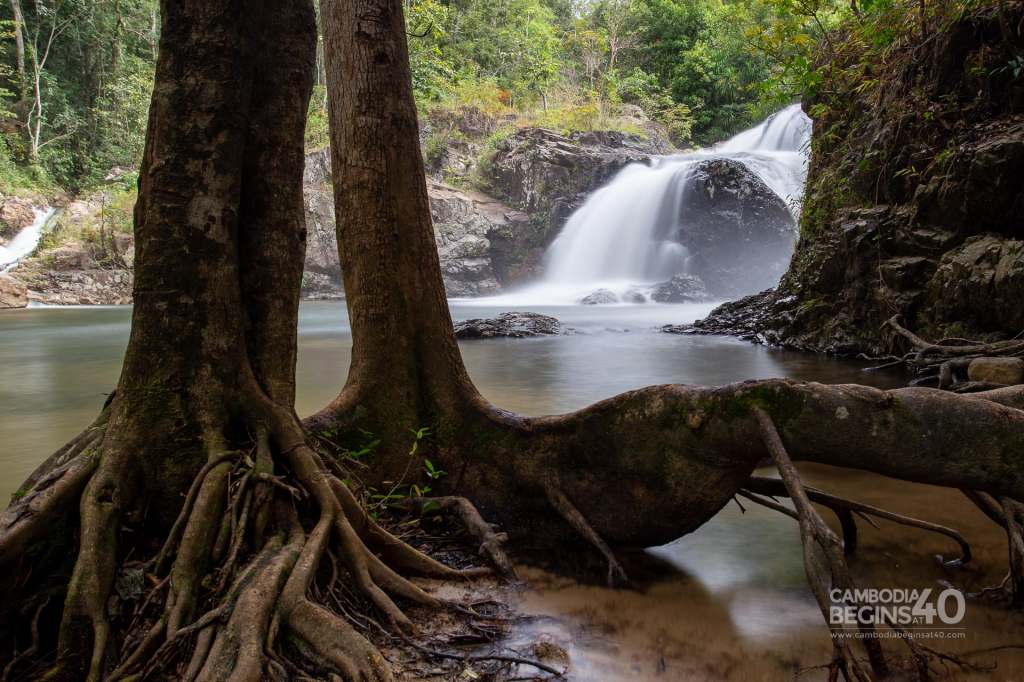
1,207,56,271
470,105,811,306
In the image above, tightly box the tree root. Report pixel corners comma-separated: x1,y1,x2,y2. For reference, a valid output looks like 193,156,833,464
999,497,1024,608
884,315,1024,384
753,407,884,682
0,398,517,682
402,496,516,578
543,480,628,587
744,476,972,565
961,490,1024,606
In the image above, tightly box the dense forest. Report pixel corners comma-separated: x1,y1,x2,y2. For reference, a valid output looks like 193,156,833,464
0,0,898,192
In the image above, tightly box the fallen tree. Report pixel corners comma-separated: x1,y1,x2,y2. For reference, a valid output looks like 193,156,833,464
1,0,1023,680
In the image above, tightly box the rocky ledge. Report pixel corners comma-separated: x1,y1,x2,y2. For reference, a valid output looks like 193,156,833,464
453,312,564,339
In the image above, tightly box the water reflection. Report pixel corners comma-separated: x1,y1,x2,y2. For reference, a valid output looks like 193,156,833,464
0,301,905,499
1,303,1021,680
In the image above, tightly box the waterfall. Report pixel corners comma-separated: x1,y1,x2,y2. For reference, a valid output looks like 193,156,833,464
1,207,57,271
486,105,811,305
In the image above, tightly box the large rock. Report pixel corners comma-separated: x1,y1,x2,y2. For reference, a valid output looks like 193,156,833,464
924,234,1024,334
19,269,132,305
0,273,27,308
453,312,562,338
650,274,711,303
302,149,533,297
968,357,1024,385
579,288,619,305
483,128,670,274
0,197,38,241
429,180,530,296
671,159,796,298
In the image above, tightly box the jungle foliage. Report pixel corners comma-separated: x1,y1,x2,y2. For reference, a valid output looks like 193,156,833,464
0,0,989,190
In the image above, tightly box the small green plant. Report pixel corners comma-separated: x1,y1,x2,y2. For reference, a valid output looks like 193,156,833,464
993,55,1024,80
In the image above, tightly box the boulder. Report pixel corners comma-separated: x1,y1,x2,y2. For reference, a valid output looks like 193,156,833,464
672,158,796,299
578,289,618,305
453,312,562,339
429,180,531,296
968,357,1024,385
622,288,648,304
0,197,37,240
0,272,27,308
924,234,1024,333
302,149,534,297
650,274,711,303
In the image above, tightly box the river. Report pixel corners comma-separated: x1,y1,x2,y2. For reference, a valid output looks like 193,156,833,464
1,302,1021,680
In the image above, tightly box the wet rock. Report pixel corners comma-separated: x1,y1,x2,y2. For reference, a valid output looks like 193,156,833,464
579,289,619,305
672,159,796,299
650,274,710,303
968,357,1024,385
453,312,562,339
622,289,648,304
0,273,27,308
663,289,779,342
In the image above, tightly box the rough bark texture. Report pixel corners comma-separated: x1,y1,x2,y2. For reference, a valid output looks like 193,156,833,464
308,0,485,481
306,1,1024,678
0,2,488,680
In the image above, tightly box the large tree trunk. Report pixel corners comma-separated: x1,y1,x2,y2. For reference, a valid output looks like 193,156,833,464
308,0,486,481
310,0,1024,674
0,2,477,680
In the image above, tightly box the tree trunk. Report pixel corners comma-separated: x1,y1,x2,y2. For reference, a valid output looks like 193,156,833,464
310,0,487,480
9,0,25,85
309,9,1024,677
1,4,496,678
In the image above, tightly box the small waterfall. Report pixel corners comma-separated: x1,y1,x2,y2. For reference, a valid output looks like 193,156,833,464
491,105,811,305
1,207,57,271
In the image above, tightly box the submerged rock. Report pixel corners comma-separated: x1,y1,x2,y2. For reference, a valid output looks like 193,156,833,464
578,289,619,305
453,312,562,339
650,274,711,303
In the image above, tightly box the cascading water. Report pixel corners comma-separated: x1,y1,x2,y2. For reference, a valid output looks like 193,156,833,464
0,207,57,271
481,104,811,305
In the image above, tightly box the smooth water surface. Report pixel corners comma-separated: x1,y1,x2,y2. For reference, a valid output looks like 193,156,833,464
0,300,904,498
2,303,1021,680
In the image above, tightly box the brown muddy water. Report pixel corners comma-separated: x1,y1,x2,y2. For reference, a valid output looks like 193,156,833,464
1,301,1022,680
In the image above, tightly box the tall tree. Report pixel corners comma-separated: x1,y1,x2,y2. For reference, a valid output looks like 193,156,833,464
312,0,1024,678
0,1,474,680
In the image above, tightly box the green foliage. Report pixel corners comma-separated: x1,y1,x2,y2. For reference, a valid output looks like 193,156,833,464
0,0,158,190
305,84,330,150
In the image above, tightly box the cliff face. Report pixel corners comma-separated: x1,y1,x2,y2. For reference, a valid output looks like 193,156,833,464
693,3,1024,355
8,128,660,305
